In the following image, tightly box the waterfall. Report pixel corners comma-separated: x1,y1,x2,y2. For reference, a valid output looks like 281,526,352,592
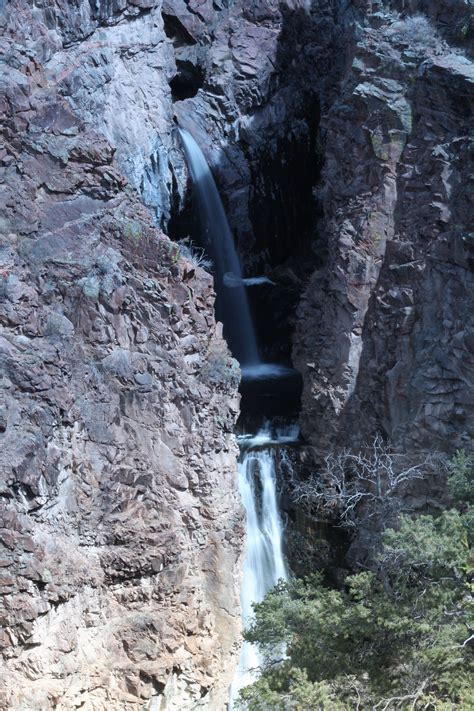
178,128,259,366
178,128,298,708
229,425,297,708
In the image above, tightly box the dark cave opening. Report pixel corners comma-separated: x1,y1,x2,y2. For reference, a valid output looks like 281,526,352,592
169,60,205,101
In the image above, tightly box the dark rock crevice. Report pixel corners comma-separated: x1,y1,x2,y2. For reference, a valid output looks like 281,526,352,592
169,60,205,100
169,2,355,367
162,12,198,46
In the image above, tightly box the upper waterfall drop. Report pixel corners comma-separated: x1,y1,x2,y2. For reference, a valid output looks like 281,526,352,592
178,128,259,366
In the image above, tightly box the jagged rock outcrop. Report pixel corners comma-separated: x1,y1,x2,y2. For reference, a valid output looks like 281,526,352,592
294,1,474,453
0,3,243,708
2,0,473,706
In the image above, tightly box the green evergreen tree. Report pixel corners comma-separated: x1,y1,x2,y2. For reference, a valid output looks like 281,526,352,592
238,454,474,710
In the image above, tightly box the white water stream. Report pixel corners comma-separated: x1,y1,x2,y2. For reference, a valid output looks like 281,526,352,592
178,129,296,709
178,128,259,365
229,425,296,707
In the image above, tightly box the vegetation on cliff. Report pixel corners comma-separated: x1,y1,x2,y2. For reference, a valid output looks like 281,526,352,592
239,452,474,710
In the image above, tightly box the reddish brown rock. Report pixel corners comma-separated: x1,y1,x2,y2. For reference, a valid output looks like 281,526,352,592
294,7,474,452
0,5,243,708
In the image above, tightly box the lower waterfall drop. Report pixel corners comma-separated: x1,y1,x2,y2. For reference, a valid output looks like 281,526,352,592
229,425,297,708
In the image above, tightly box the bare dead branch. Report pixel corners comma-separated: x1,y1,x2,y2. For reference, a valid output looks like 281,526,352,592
291,433,434,529
372,679,429,710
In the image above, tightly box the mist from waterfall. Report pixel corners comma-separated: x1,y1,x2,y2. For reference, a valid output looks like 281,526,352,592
229,425,296,707
178,128,259,366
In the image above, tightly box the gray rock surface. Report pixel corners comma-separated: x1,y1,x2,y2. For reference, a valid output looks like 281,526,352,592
1,3,243,708
294,3,474,453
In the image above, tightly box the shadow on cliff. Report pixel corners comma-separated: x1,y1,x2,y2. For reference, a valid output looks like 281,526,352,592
169,1,350,368
242,0,349,268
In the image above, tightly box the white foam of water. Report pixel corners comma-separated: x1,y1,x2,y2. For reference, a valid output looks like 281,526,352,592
237,423,300,449
242,276,275,286
224,273,276,288
240,364,297,381
229,428,293,707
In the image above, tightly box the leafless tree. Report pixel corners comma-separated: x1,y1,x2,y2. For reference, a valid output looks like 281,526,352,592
291,433,433,530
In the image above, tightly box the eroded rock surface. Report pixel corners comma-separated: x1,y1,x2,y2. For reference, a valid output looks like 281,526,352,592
294,2,474,452
1,3,243,708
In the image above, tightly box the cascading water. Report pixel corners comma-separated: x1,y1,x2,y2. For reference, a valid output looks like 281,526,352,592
228,426,297,707
178,128,259,366
179,129,299,709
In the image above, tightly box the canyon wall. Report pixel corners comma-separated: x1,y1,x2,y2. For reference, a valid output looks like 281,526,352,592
1,0,473,708
1,2,244,708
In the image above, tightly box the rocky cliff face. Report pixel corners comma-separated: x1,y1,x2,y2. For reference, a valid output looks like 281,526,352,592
1,2,243,709
294,0,473,453
1,0,473,707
